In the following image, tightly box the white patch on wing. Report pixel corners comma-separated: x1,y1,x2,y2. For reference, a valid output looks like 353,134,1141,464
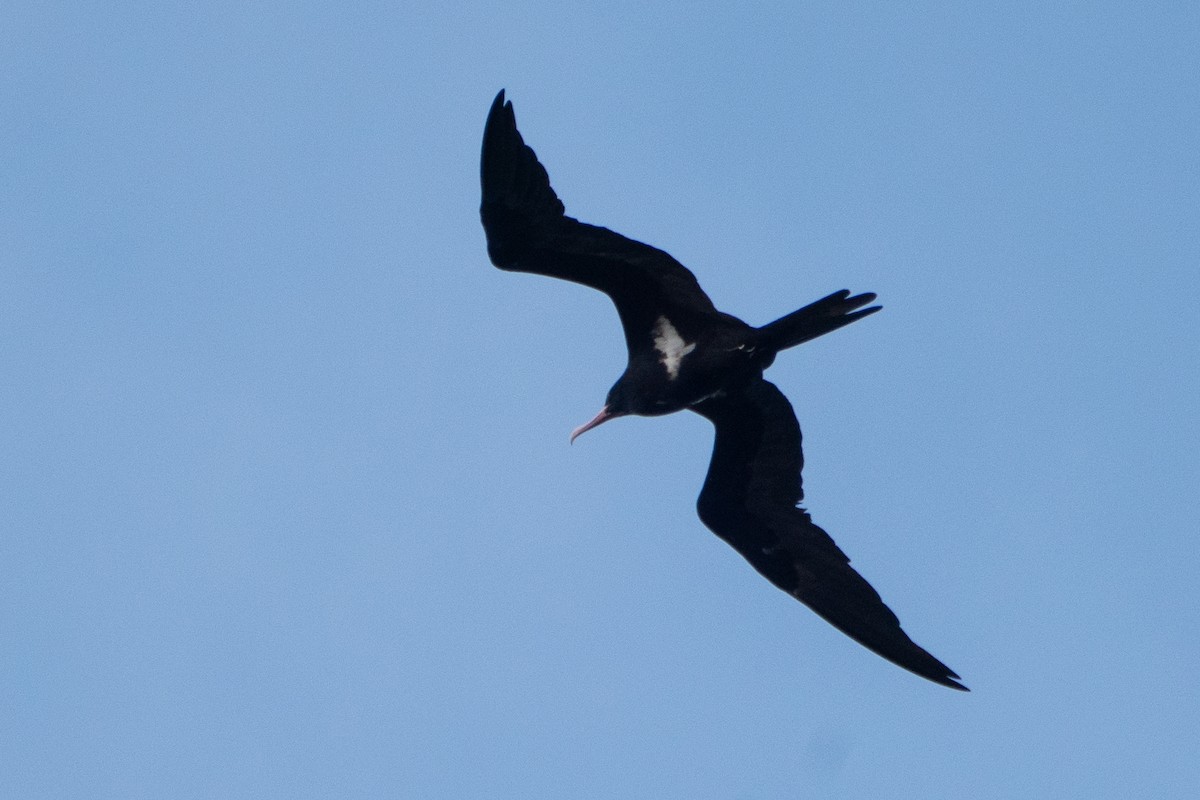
652,316,696,380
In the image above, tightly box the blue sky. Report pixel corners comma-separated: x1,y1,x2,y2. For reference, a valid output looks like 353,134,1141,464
3,2,1198,797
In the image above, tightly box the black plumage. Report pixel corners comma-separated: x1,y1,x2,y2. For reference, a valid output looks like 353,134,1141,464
480,90,965,691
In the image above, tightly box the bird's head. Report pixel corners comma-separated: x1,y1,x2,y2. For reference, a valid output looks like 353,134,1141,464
569,379,637,444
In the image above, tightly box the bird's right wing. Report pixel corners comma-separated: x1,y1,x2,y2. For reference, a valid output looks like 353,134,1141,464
692,379,967,690
480,91,719,343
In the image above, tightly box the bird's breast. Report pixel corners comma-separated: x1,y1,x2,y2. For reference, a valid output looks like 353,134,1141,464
651,315,697,380
627,316,761,415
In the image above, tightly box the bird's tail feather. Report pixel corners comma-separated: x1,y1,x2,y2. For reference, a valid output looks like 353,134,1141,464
757,290,881,353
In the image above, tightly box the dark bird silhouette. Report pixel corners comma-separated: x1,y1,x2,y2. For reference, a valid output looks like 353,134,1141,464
480,90,966,691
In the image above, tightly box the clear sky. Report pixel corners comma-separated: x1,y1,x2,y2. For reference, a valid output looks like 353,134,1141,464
3,2,1198,798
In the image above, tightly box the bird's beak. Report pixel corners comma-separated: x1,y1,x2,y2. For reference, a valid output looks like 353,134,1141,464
570,405,621,444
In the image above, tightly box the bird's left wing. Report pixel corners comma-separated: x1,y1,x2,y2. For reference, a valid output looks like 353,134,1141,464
480,90,719,342
692,380,967,690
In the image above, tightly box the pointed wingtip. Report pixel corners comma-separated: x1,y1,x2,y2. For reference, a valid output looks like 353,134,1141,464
907,652,969,691
935,671,970,691
481,89,520,203
486,89,511,132
480,89,568,264
889,639,968,691
882,650,967,691
861,636,968,692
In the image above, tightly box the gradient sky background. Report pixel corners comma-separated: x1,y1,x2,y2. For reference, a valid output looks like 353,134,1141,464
3,2,1198,798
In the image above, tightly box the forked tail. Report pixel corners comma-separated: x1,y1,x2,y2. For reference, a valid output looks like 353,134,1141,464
757,290,881,354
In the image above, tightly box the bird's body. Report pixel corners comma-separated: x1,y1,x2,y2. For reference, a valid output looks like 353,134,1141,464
616,312,757,413
480,90,966,691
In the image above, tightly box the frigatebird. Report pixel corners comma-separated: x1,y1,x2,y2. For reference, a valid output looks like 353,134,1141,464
480,90,966,691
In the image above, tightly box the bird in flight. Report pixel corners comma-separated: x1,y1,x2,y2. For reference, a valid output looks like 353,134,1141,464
479,90,966,691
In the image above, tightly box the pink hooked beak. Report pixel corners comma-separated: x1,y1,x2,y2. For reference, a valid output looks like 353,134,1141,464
570,405,624,444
